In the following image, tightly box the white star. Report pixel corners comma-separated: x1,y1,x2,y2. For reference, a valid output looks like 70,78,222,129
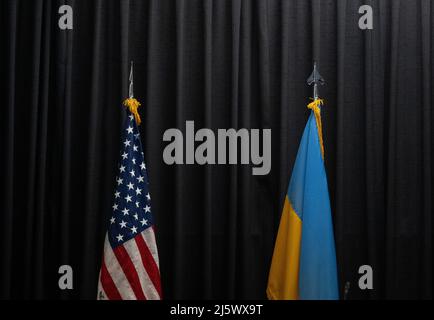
140,162,146,170
114,191,120,198
130,169,135,177
110,217,115,224
129,114,134,121
135,201,140,208
131,226,138,234
135,187,142,195
121,152,128,160
132,158,136,165
133,145,138,152
146,193,151,201
112,203,118,211
137,176,144,183
127,182,134,190
134,133,140,139
119,220,127,228
140,219,148,226
144,205,151,213
122,208,129,216
127,126,133,134
116,178,123,185
124,139,131,147
119,165,125,173
125,195,132,203
133,213,139,220
116,234,124,242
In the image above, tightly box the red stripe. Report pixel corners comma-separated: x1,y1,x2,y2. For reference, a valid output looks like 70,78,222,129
113,245,147,300
100,258,122,300
135,233,163,298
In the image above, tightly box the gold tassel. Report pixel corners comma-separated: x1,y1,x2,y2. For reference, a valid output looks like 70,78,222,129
307,98,324,159
123,98,142,125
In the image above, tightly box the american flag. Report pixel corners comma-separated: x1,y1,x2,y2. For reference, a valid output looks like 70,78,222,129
97,111,162,300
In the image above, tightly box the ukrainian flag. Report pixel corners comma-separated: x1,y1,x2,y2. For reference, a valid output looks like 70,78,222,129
267,98,339,300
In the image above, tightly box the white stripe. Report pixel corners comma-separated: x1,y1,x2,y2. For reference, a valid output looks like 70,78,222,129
102,235,136,300
97,276,108,300
123,236,160,299
97,268,105,300
142,228,160,268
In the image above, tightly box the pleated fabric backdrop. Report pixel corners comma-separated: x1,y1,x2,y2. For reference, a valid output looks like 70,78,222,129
0,0,433,299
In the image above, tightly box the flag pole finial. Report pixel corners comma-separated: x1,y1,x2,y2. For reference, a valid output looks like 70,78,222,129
123,60,141,125
307,61,325,100
129,61,134,99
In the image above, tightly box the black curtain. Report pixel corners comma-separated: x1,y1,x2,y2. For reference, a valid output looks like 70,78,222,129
1,0,433,299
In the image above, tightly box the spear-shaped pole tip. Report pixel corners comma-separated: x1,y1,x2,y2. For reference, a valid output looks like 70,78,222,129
307,61,325,100
129,61,134,99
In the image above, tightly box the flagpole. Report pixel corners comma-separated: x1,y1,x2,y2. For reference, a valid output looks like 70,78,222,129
129,61,134,99
123,61,142,125
307,61,325,100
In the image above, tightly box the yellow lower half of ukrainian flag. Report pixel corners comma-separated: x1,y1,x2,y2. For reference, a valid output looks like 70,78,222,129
266,196,302,300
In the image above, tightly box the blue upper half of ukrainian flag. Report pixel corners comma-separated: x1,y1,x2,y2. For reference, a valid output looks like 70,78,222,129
267,99,339,300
